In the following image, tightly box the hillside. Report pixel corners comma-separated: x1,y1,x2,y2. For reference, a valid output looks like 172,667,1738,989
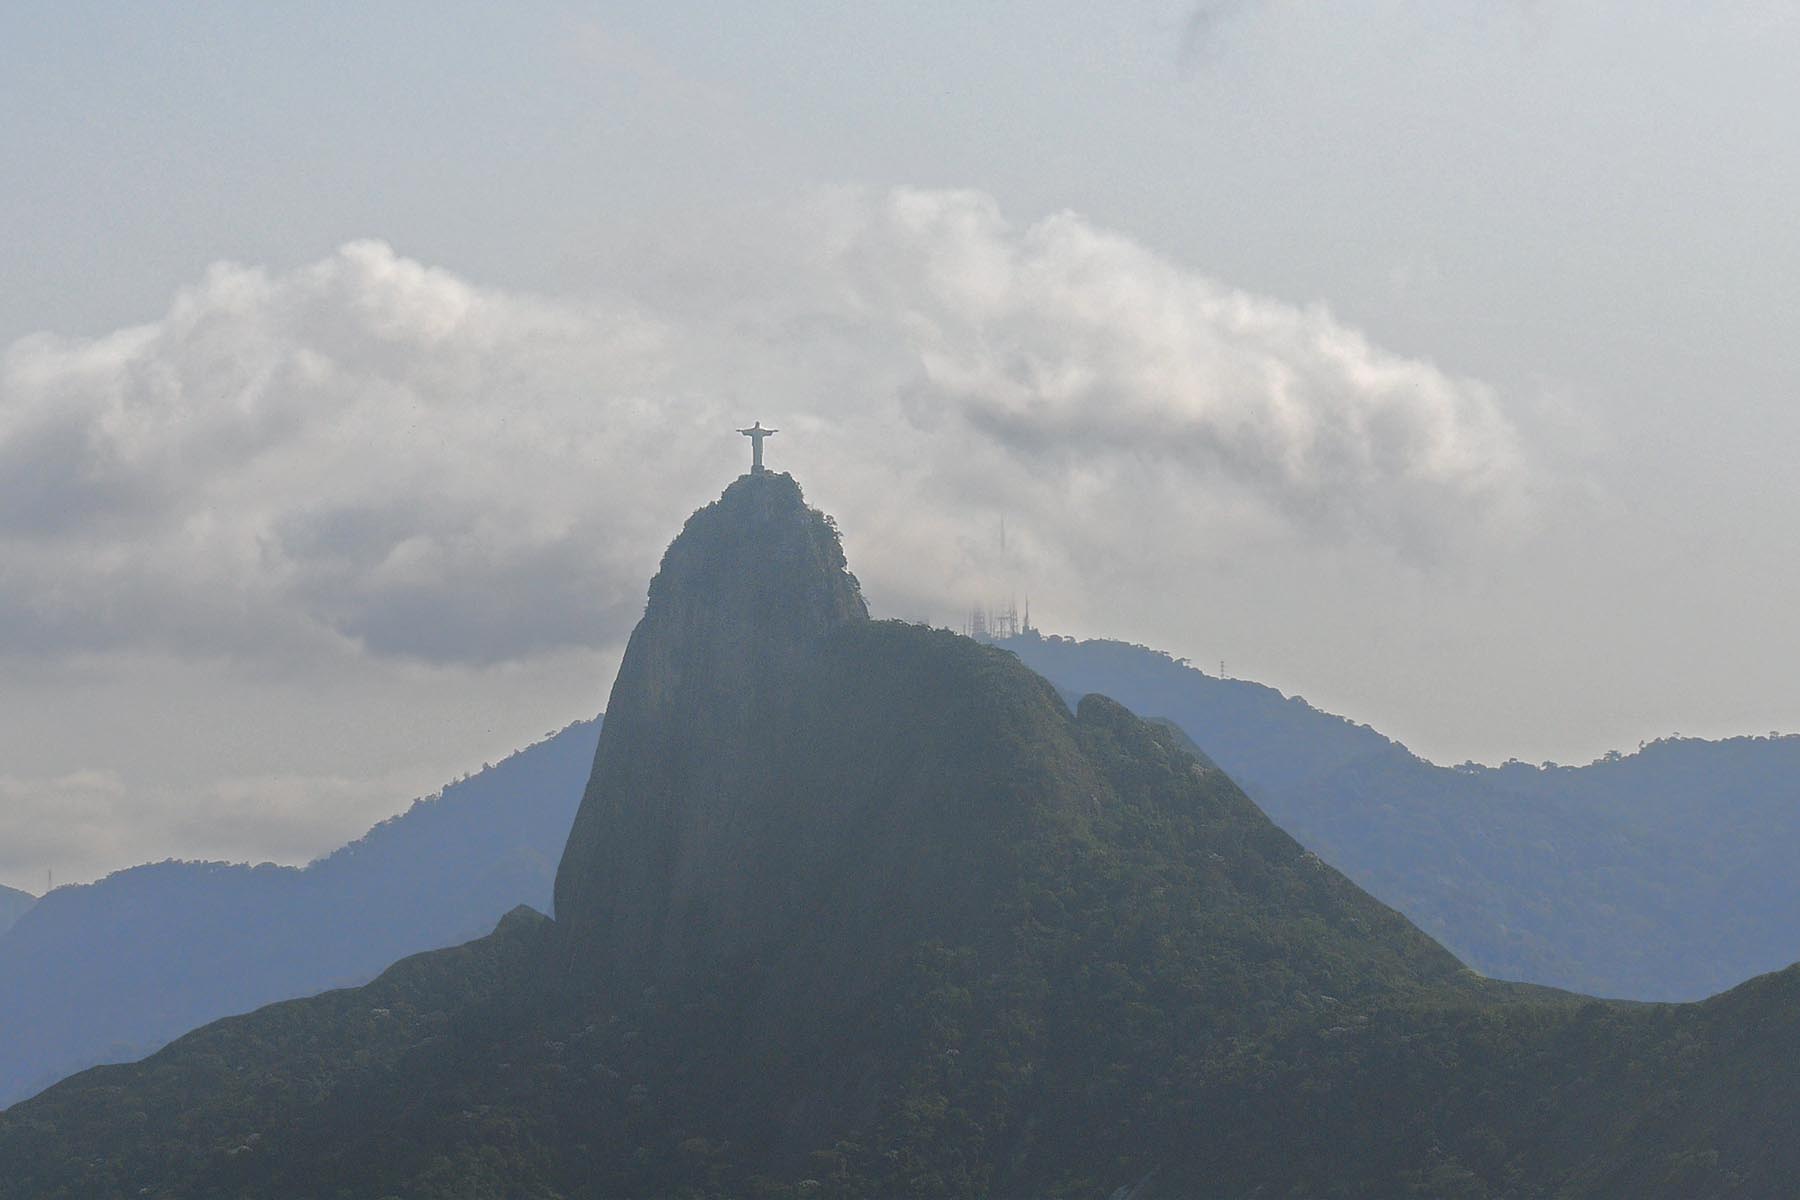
0,887,32,937
5,471,1800,1198
6,597,1790,1122
1006,633,1800,1000
0,717,599,1108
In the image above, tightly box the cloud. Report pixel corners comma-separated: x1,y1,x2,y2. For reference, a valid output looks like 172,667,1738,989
0,188,1532,667
0,242,678,663
820,189,1523,547
0,764,429,888
0,769,130,885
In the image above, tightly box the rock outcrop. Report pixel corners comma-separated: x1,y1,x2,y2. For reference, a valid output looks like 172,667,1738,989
554,471,867,992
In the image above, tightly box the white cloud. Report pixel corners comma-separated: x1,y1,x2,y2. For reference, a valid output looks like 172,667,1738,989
0,188,1532,669
818,189,1523,549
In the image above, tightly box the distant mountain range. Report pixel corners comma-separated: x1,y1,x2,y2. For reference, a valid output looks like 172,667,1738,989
0,718,600,1109
2,626,1795,1113
0,888,32,937
6,472,1798,1198
1002,633,1800,1001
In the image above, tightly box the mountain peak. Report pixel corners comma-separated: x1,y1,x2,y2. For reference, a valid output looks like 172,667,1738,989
643,470,866,637
18,474,1800,1198
553,472,866,985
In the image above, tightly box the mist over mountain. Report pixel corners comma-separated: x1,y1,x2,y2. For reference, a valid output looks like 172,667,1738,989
1004,634,1800,1001
5,614,1792,1118
6,473,1800,1198
0,718,598,1109
0,888,32,937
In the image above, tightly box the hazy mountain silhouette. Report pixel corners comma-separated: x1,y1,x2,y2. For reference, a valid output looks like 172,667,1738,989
0,717,599,1108
5,600,1794,1118
1003,633,1800,1000
0,887,32,937
5,471,1800,1198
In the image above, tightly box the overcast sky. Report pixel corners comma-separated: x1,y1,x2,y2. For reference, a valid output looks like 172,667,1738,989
3,1,1796,892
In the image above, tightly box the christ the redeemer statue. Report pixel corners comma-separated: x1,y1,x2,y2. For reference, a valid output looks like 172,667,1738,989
738,421,778,474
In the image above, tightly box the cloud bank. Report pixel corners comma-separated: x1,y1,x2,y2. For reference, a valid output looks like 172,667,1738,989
0,188,1528,668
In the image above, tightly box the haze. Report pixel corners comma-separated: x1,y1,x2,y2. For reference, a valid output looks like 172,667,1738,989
2,1,1795,891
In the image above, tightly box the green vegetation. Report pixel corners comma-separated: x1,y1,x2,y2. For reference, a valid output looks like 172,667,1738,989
0,718,601,1108
1005,633,1800,1001
8,622,1797,1196
5,475,1798,1197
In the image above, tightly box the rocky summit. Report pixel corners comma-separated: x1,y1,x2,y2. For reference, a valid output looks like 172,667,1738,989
554,470,868,994
4,472,1800,1199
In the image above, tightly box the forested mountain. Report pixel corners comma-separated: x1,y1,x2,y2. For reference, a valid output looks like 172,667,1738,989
0,887,32,937
5,472,1798,1198
0,717,599,1108
6,580,1794,1118
1005,634,1800,1000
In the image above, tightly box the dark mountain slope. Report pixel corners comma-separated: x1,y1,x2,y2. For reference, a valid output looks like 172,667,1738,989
0,624,1492,1198
1121,963,1800,1199
0,887,31,937
0,717,599,1108
5,606,1779,1123
0,906,559,1200
556,470,869,993
1004,633,1800,1000
4,472,1798,1198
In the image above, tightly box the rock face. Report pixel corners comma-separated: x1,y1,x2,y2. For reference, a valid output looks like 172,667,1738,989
553,471,867,993
9,472,1800,1198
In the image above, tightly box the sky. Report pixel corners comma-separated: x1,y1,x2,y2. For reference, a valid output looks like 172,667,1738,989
2,1,1797,892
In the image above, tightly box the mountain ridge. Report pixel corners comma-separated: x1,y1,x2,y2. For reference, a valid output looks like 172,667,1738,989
0,621,1508,1196
7,625,1797,1114
0,717,600,1108
0,887,32,938
1002,632,1800,999
8,473,1800,1196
